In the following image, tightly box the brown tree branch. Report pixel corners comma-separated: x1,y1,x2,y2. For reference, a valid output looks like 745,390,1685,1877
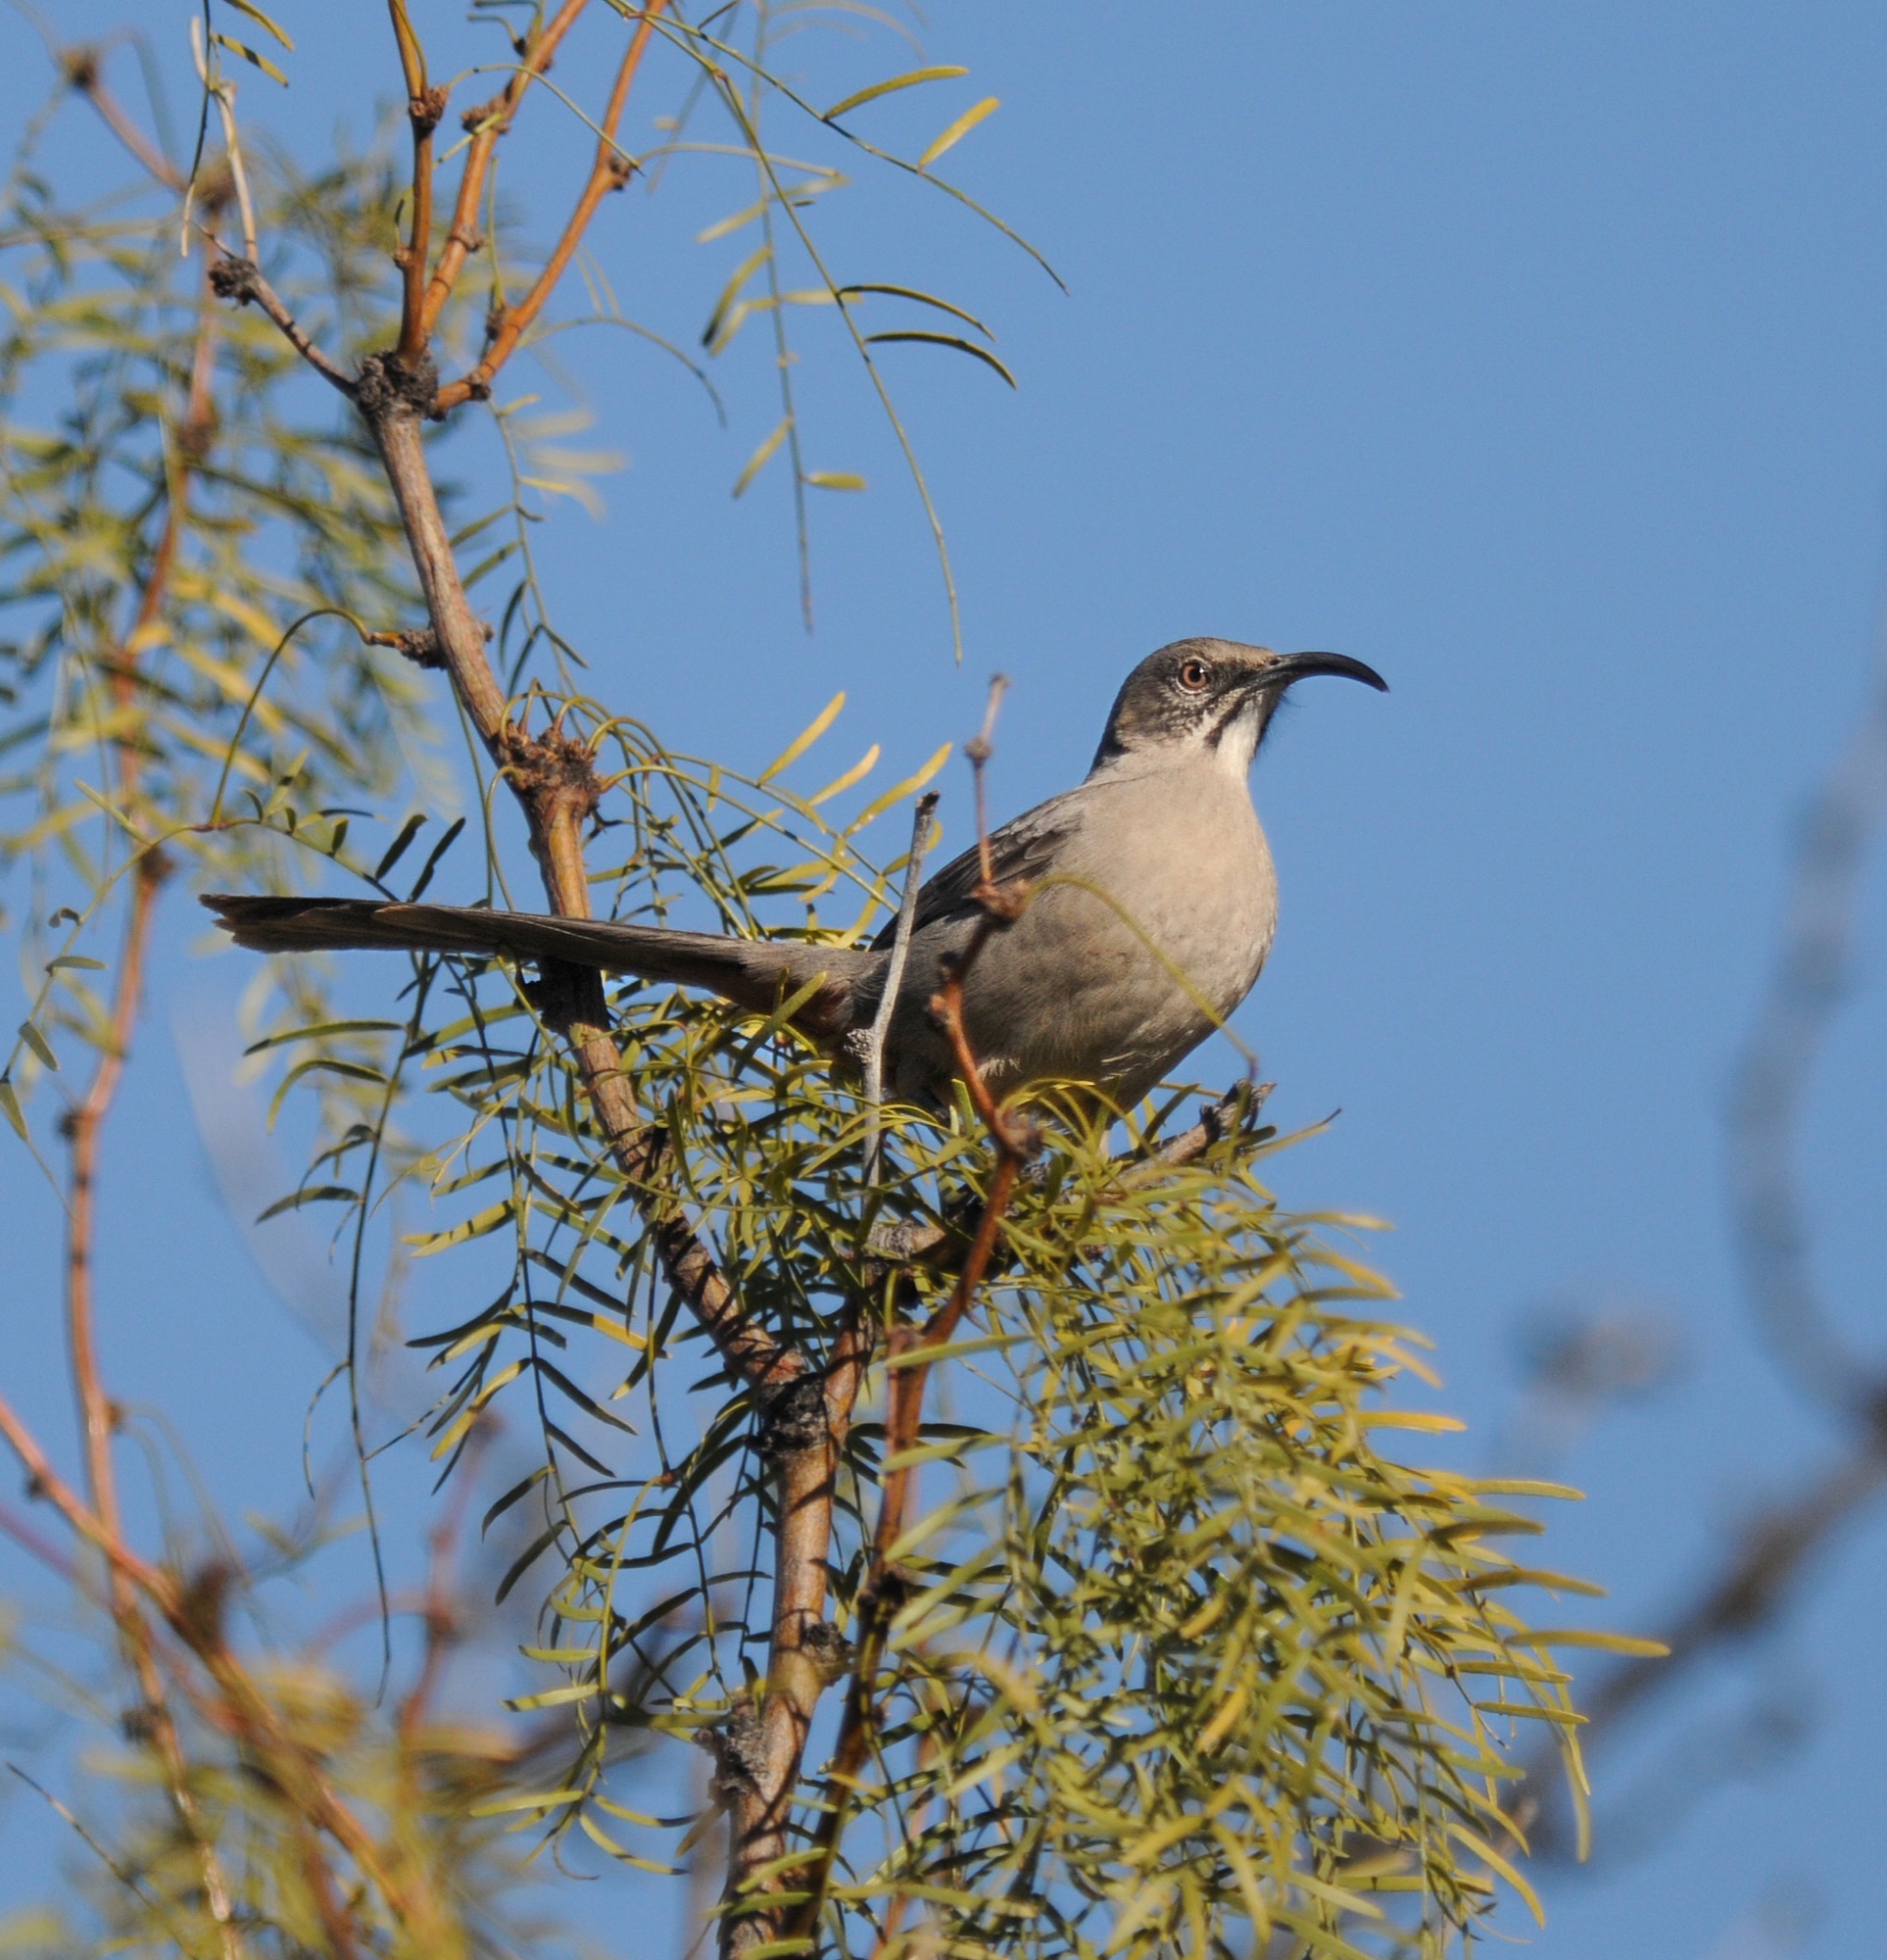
66,860,161,1532
726,1079,1264,1956
296,1821,367,1960
346,339,795,1388
0,1394,179,1601
432,2,667,414
348,338,846,1952
420,0,594,336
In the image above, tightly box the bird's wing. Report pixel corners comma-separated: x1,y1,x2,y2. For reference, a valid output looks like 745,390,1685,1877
872,789,1086,949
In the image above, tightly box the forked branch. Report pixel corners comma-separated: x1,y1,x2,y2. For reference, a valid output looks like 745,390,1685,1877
421,0,595,334
433,1,668,412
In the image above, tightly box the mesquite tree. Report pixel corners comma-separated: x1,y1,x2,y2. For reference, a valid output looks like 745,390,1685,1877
0,7,1648,1956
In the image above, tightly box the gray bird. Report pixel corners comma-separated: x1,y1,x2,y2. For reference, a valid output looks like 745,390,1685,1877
204,638,1384,1109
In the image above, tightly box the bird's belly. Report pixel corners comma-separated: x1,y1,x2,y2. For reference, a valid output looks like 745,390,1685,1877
954,830,1275,1101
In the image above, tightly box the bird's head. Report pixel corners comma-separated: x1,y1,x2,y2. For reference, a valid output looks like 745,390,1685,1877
1090,637,1387,776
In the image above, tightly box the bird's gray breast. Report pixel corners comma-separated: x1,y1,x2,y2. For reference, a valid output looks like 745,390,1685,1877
886,760,1276,1105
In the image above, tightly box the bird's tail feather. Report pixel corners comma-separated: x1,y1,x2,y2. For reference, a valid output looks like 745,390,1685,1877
201,895,870,1034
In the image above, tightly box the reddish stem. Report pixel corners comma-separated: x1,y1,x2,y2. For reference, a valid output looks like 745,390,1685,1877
433,2,667,412
420,0,594,336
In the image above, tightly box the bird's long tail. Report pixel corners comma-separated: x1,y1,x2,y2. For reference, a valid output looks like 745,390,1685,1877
201,894,872,1034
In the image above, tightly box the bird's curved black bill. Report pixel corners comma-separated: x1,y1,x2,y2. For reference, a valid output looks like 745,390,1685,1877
1264,651,1388,692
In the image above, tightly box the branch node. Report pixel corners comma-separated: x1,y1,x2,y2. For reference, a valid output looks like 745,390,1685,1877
364,622,489,670
355,347,441,421
797,1618,856,1686
59,45,101,93
501,721,604,838
698,1703,767,1803
980,877,1032,922
177,1561,232,1647
176,403,218,466
409,84,450,138
208,251,355,397
756,1375,827,1459
207,255,260,307
858,1563,919,1616
1164,1080,1274,1162
394,627,448,669
460,91,508,133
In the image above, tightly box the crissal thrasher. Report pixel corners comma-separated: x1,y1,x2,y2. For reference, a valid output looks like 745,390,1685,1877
205,638,1385,1108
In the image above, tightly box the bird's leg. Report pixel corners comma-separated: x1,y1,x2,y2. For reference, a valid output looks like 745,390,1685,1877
1143,1078,1276,1170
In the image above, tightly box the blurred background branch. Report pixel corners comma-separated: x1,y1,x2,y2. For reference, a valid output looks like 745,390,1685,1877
1514,627,1887,1872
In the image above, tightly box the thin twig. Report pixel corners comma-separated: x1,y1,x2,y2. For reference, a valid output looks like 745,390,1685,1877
433,2,668,413
420,0,594,335
189,20,257,265
8,1764,206,1956
394,1422,484,1824
66,49,183,189
861,789,940,1188
208,253,357,396
966,674,1007,890
65,854,158,1525
0,1390,428,1932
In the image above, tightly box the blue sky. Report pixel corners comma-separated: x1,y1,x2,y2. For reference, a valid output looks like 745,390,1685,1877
5,5,1887,1956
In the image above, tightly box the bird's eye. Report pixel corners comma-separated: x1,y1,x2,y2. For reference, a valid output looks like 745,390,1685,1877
1177,659,1212,693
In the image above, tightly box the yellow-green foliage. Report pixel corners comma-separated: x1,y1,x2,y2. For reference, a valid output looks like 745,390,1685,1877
365,725,1617,1957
